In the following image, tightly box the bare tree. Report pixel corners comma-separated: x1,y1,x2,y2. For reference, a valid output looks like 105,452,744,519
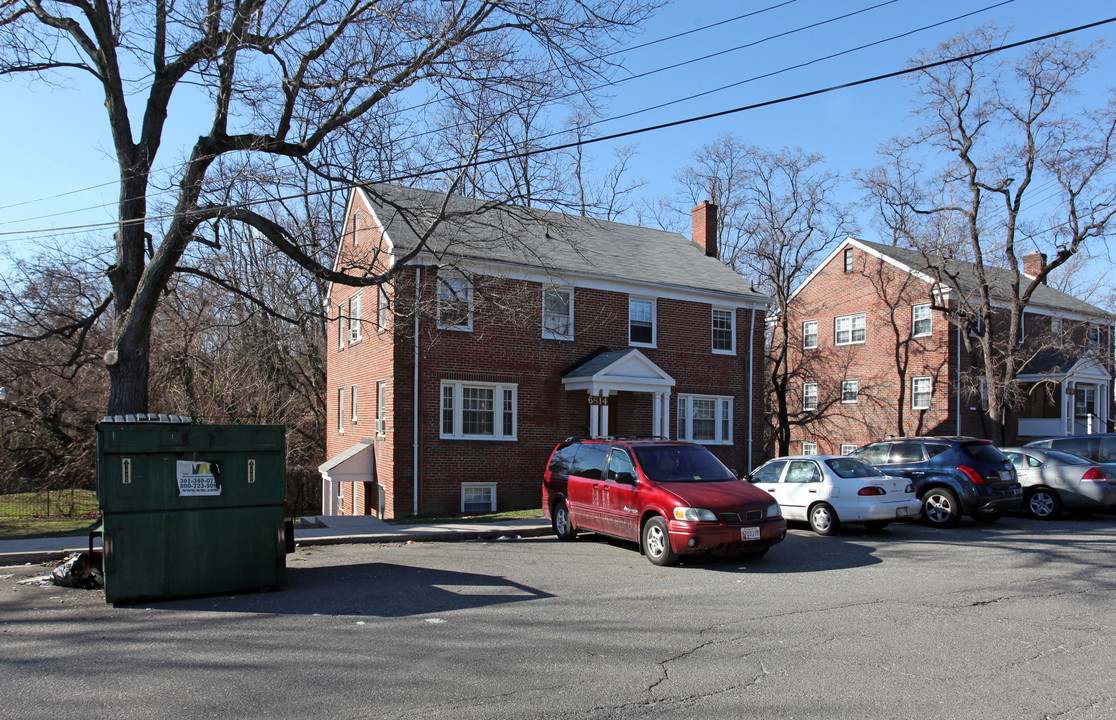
860,26,1116,442
676,137,855,456
0,0,657,415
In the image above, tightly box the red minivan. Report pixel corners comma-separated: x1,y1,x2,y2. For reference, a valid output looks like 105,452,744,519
543,437,786,566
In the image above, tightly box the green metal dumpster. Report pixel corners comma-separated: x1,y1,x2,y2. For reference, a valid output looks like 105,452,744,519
95,415,288,604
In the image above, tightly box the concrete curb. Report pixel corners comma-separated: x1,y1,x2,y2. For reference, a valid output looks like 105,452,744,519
0,523,555,566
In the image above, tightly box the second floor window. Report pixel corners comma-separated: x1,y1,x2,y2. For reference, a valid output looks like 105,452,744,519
376,380,387,435
803,382,818,411
912,303,931,337
835,313,866,345
377,285,390,331
712,308,734,353
629,297,656,346
542,287,573,340
802,320,818,349
1088,325,1102,346
349,292,363,342
841,379,859,403
437,273,472,331
912,376,932,409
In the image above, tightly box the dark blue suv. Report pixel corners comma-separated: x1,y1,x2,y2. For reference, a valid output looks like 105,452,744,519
850,437,1022,528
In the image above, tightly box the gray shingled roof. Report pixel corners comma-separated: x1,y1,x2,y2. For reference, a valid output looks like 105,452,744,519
359,184,765,301
855,238,1110,319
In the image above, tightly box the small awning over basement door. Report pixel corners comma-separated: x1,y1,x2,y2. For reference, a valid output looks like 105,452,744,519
561,348,675,438
318,439,375,516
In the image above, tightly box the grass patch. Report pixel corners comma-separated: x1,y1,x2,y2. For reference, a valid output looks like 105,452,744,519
0,517,101,541
387,508,544,525
0,489,99,519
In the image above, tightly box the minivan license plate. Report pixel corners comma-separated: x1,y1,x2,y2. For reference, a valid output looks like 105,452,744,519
741,527,760,541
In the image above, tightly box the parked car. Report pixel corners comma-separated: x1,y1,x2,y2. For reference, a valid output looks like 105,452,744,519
1023,434,1116,464
746,455,921,535
1001,446,1116,519
850,437,1022,528
542,437,787,566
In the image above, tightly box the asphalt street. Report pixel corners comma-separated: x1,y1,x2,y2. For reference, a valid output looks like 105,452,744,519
2,514,1115,719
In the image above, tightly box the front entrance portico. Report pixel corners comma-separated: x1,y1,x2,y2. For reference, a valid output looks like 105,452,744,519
561,349,675,438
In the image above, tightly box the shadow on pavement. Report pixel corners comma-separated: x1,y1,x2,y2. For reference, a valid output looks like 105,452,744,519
143,562,553,617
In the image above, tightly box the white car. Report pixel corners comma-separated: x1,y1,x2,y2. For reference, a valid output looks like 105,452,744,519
747,455,921,535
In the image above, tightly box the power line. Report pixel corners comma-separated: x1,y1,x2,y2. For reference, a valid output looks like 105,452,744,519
2,15,1113,241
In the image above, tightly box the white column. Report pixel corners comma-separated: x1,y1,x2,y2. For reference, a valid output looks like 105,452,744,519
589,391,599,438
652,393,662,438
600,391,610,438
662,391,672,439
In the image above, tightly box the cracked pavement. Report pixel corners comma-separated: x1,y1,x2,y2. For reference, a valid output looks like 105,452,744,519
2,514,1115,719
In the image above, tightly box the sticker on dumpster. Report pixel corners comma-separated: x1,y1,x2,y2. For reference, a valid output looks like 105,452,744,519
176,461,222,496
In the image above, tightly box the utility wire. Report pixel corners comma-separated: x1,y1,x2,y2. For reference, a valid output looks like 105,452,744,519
1,15,1112,241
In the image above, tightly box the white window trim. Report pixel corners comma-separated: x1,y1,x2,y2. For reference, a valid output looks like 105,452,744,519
843,248,854,273
542,286,574,341
712,307,736,355
437,273,473,331
803,382,818,412
802,320,818,350
802,441,818,455
337,387,345,434
377,285,389,332
338,302,347,349
349,292,363,342
912,303,932,338
835,313,866,346
676,394,733,445
440,380,518,441
841,379,859,404
840,443,857,455
629,296,657,348
461,482,497,513
351,385,358,423
375,380,387,436
912,376,932,410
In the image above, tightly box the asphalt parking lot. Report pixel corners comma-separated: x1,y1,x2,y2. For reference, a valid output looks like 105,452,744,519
3,514,1115,720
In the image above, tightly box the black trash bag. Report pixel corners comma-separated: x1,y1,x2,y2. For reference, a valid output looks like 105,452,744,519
51,552,103,590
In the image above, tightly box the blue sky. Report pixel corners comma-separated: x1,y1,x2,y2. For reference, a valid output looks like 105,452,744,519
1,0,1114,262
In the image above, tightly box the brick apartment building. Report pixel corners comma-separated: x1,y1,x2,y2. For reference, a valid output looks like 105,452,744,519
784,238,1113,455
319,184,769,518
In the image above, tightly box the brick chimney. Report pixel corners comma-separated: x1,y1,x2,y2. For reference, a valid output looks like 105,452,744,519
1023,251,1047,282
692,201,718,259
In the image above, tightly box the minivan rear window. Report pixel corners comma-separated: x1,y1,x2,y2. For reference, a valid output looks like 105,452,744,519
633,445,734,483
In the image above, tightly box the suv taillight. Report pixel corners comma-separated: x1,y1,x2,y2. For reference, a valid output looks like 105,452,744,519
1081,467,1106,482
958,465,985,485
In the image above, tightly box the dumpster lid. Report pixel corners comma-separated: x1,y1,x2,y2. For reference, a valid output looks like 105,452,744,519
100,413,193,424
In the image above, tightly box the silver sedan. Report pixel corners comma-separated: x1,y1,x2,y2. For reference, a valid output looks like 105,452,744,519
1001,447,1116,519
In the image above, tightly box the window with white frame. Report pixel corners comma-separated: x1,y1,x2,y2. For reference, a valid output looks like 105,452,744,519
802,441,818,455
802,320,818,349
352,210,363,245
461,483,497,513
440,381,517,440
840,443,857,455
841,379,859,403
542,287,574,340
912,303,932,337
843,248,854,273
912,376,932,409
349,292,363,342
351,385,358,423
803,382,818,411
677,395,733,444
376,380,387,435
337,387,345,433
1088,325,1102,346
437,272,473,331
835,313,866,345
712,308,735,353
377,285,389,331
629,297,656,346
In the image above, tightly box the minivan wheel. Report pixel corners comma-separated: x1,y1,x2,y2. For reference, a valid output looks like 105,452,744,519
921,488,962,528
1026,488,1062,520
808,503,840,536
642,517,678,566
552,500,578,541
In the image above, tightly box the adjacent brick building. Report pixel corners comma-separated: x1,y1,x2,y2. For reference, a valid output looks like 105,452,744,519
320,185,769,518
785,238,1113,454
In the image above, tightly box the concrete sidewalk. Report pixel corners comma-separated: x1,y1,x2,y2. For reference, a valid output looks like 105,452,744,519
0,515,554,566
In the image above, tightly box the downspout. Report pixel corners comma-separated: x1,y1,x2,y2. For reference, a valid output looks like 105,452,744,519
956,324,962,436
747,303,756,472
413,267,421,516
